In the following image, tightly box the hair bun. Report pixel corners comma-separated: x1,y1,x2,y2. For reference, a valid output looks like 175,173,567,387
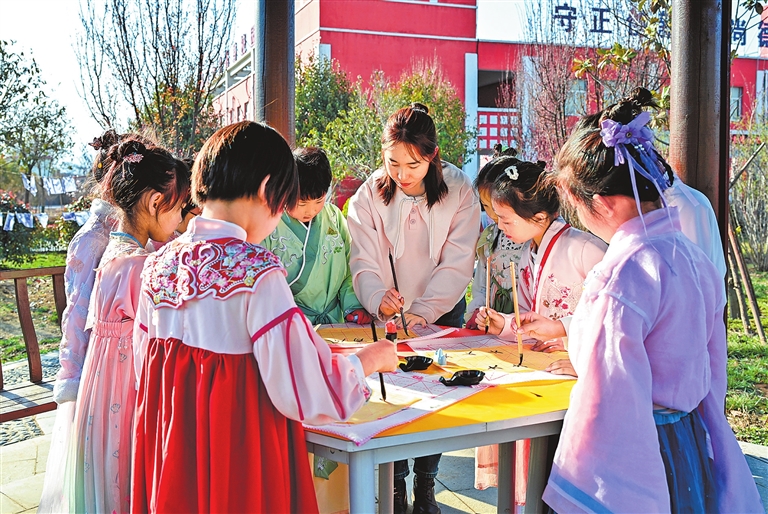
410,102,429,115
89,129,120,151
492,144,518,158
604,86,657,124
502,147,518,157
627,87,655,108
110,138,147,163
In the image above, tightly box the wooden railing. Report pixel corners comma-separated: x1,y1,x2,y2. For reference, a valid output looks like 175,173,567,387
0,266,66,422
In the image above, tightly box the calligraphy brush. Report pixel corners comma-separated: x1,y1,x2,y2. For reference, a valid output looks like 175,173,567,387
510,260,524,366
371,318,387,401
388,250,409,336
484,254,491,334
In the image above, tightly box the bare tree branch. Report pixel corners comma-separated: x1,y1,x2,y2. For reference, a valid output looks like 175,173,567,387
76,0,236,155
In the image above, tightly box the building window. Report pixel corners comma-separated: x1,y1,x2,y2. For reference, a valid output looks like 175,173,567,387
730,86,743,121
237,106,242,121
243,101,249,121
565,79,587,116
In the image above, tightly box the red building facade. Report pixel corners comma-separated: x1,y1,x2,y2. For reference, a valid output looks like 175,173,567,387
213,0,768,176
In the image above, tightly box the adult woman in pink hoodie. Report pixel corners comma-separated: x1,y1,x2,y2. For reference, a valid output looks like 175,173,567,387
347,103,480,514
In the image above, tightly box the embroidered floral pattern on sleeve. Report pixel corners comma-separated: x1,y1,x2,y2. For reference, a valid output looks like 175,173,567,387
539,274,581,320
143,238,284,308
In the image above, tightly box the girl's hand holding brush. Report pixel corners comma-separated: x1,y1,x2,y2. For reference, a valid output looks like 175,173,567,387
355,340,399,376
475,306,505,335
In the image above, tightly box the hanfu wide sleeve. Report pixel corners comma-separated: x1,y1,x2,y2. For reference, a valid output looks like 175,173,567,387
53,229,109,403
544,291,671,512
248,271,371,426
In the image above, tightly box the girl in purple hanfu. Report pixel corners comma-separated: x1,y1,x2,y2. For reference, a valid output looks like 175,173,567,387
534,88,762,512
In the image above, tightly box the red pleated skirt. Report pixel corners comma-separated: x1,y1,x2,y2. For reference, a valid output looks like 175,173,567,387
131,337,319,513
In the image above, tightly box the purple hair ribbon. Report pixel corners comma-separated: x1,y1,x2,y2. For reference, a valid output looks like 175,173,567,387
600,111,677,260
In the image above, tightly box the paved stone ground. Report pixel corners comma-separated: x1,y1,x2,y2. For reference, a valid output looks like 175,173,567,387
1,410,766,514
0,410,54,514
0,352,60,447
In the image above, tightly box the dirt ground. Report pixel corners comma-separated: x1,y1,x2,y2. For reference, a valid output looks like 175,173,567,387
0,277,62,360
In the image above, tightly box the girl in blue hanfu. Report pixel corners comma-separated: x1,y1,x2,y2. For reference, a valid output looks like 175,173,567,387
536,88,762,512
131,121,398,513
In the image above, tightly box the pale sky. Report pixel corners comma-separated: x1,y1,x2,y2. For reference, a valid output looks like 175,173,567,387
0,0,100,159
0,0,753,161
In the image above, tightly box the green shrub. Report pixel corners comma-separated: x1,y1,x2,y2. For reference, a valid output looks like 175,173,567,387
0,190,41,267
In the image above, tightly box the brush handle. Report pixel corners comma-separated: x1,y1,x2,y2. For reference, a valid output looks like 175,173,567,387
510,261,524,357
484,254,492,334
388,250,400,291
388,250,409,336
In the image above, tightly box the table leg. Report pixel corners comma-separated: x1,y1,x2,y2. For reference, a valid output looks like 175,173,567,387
349,451,376,514
497,442,514,514
378,461,394,513
523,435,551,514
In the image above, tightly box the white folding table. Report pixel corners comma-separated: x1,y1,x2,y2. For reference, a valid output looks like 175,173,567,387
306,409,565,514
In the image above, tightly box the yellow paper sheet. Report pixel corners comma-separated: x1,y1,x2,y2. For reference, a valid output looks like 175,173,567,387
380,380,575,436
438,345,569,374
342,385,420,424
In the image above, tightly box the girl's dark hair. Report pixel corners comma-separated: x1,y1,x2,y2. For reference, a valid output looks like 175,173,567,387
376,103,448,209
89,129,121,183
192,121,298,215
102,138,189,217
295,147,332,201
490,157,559,220
177,158,197,216
555,87,674,213
474,145,518,191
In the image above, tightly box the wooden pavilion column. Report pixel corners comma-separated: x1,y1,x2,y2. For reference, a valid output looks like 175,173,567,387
669,0,730,248
254,0,295,146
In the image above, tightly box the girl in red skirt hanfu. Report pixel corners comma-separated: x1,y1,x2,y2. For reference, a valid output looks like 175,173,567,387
130,121,398,513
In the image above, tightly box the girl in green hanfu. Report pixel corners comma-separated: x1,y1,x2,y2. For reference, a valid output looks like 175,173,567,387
262,147,370,325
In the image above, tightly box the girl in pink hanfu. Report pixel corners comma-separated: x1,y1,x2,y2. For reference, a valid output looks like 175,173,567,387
39,130,124,513
63,139,189,514
474,157,607,497
130,122,397,513
538,88,762,512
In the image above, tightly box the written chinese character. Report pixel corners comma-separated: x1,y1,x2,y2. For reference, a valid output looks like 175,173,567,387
553,2,577,33
731,19,747,47
590,7,612,34
759,21,768,48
